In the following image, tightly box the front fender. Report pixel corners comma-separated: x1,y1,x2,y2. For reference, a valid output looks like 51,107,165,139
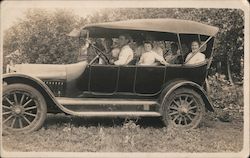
3,73,62,112
159,79,214,112
3,73,76,114
3,73,55,94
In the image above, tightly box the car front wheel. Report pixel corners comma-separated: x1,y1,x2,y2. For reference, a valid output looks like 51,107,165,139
2,83,47,134
162,87,205,130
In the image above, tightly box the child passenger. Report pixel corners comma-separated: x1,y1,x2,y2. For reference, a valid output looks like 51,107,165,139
138,41,168,66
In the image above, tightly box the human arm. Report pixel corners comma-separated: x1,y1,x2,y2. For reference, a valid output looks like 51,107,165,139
185,53,205,64
154,53,169,65
114,52,130,65
194,53,205,63
185,53,192,63
137,54,144,65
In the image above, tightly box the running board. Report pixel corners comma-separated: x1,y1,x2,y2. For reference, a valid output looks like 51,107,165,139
61,111,161,117
55,97,161,117
56,97,158,106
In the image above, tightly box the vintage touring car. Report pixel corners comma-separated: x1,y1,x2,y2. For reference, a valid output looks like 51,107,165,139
2,18,219,133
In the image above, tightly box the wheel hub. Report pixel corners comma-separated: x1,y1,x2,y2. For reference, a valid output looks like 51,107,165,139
179,106,188,114
178,101,189,115
12,106,23,115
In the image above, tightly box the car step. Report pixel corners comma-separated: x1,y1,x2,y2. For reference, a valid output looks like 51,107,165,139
56,97,158,106
55,98,161,117
61,111,161,117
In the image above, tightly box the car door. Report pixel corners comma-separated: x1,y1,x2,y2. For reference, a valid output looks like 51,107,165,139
89,64,119,93
134,65,166,94
117,65,136,93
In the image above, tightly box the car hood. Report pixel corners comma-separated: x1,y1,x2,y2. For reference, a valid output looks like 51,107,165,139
12,63,67,80
10,61,88,80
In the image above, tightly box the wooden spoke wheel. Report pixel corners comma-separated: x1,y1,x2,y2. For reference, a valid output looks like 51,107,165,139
162,88,205,130
2,84,47,134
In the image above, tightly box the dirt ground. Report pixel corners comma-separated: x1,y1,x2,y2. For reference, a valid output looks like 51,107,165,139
2,112,244,153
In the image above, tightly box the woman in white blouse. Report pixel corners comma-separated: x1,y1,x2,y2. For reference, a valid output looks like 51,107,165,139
138,41,168,66
185,41,205,64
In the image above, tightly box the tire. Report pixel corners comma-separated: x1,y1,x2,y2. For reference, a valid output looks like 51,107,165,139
2,83,47,134
161,87,205,130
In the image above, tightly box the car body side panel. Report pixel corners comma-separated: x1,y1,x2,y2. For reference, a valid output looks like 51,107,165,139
117,66,136,92
74,61,208,98
77,66,90,92
134,66,165,94
164,63,207,86
89,64,118,93
65,61,88,96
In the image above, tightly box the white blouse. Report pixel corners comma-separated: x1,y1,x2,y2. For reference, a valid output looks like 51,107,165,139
185,52,205,64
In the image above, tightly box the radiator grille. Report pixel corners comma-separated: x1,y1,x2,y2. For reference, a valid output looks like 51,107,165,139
44,80,66,97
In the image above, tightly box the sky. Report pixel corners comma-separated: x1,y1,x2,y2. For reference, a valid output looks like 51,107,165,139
1,1,100,31
1,0,247,31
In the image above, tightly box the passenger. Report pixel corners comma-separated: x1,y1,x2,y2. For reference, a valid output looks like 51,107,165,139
185,41,205,64
105,38,119,62
111,34,134,65
181,43,189,57
145,35,164,56
103,38,113,54
134,40,145,61
138,41,168,66
79,38,108,63
153,41,165,57
95,38,107,64
165,42,181,64
111,48,120,61
99,38,113,64
80,38,105,63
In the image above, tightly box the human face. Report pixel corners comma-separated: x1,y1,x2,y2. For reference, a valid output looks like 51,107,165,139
191,41,200,52
144,43,152,52
118,35,129,47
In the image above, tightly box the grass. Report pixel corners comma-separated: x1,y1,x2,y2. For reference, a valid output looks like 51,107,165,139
2,113,243,152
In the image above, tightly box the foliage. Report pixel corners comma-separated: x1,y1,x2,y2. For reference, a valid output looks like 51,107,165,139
208,74,243,120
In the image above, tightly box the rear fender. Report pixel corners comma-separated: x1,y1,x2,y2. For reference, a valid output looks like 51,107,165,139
159,79,214,112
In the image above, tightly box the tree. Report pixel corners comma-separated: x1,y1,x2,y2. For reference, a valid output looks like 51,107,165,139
3,9,81,69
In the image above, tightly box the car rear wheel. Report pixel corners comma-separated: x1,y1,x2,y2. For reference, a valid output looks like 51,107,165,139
2,83,47,134
162,87,205,130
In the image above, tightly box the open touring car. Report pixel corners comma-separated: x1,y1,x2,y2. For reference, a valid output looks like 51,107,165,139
2,18,219,133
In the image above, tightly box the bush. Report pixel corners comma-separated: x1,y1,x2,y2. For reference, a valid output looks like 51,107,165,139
208,74,243,120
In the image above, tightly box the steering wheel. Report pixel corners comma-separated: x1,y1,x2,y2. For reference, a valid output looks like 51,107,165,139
90,43,110,64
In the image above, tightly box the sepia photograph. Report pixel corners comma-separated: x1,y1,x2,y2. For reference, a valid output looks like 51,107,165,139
1,0,249,157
